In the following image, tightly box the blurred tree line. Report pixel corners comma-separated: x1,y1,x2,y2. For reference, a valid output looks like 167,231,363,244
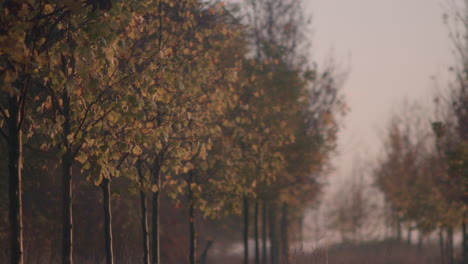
0,0,344,263
324,2,468,264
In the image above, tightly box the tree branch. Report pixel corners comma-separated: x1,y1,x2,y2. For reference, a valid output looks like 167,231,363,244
0,105,8,120
0,127,8,141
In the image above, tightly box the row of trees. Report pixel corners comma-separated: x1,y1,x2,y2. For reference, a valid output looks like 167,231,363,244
0,0,344,263
371,2,468,263
322,3,467,264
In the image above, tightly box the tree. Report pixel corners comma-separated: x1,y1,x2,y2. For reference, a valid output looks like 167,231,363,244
0,1,111,263
443,1,468,262
328,166,374,243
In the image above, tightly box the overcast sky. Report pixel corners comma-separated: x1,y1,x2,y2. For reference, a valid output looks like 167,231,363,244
306,0,455,183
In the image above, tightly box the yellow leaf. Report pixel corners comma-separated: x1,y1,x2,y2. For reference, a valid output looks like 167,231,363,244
141,128,151,135
75,152,87,164
44,101,53,110
132,145,143,156
127,31,136,40
44,4,54,15
207,7,216,15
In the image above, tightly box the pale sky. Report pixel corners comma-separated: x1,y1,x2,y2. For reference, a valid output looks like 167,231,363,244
306,0,454,183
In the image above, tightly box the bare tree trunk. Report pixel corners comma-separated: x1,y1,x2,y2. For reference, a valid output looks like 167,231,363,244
243,196,249,264
188,171,196,264
62,89,73,264
262,202,267,264
62,151,73,264
417,232,423,251
101,178,114,264
7,94,24,264
269,204,278,264
151,160,161,264
383,202,389,241
447,228,454,264
298,216,303,245
396,217,402,242
280,203,289,264
407,227,412,245
439,228,445,264
137,162,150,264
314,209,320,249
199,240,214,264
254,201,260,264
463,221,468,264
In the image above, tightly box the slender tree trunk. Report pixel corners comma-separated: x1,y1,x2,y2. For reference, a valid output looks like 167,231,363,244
383,203,389,241
407,227,412,245
137,162,150,264
396,218,402,242
151,161,161,264
7,95,24,264
262,202,267,264
417,232,423,251
447,228,453,264
188,171,196,264
269,204,278,264
101,178,114,264
280,203,289,264
140,190,150,264
199,240,214,264
314,209,320,249
254,201,260,264
243,196,249,264
62,89,73,264
62,151,73,264
462,221,468,264
298,216,303,245
439,228,445,264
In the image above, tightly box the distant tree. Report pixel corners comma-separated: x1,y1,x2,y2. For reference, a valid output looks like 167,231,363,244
328,165,374,243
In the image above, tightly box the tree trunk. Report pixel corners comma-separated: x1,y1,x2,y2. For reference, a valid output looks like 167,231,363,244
269,204,278,264
137,162,150,264
439,228,445,264
151,160,161,264
254,201,260,264
61,87,74,264
298,216,303,245
7,95,24,264
396,217,401,242
243,196,249,264
188,171,196,264
62,152,73,264
262,202,267,264
383,203,389,241
280,203,289,264
417,232,423,251
199,240,214,264
407,227,412,245
447,228,453,264
462,221,468,264
101,178,114,264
